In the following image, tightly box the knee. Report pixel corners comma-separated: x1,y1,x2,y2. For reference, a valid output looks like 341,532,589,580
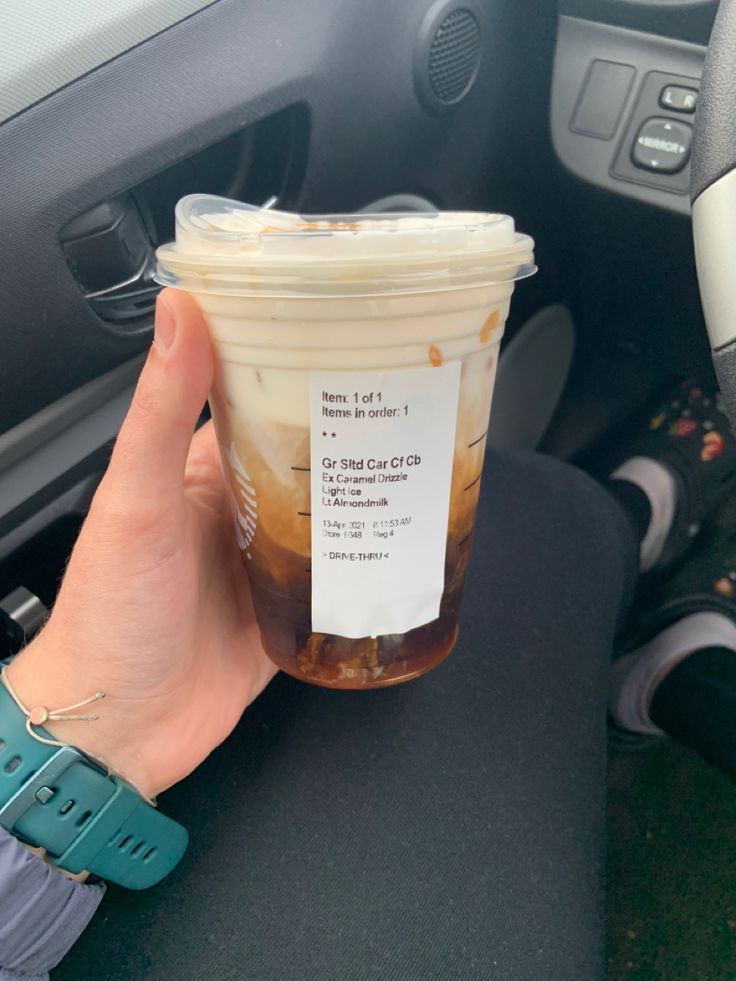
479,449,637,602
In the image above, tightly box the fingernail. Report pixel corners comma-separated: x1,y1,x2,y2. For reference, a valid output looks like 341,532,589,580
154,294,176,352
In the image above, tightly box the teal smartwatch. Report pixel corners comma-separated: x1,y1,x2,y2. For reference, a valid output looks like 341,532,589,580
0,677,187,889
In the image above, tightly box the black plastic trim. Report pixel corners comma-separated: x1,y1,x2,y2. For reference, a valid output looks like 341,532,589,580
712,337,736,434
560,0,718,46
690,0,736,202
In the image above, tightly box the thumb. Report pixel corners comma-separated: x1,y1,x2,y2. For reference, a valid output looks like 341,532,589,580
105,288,214,511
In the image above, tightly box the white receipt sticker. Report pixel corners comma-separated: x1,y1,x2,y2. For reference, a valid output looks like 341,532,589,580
309,363,461,638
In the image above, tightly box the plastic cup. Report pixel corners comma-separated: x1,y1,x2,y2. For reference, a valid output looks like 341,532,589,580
156,195,535,689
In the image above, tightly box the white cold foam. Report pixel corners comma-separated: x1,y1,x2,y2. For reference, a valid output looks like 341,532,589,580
205,294,508,430
163,195,527,431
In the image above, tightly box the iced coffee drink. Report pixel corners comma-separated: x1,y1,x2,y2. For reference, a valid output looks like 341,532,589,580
156,196,535,689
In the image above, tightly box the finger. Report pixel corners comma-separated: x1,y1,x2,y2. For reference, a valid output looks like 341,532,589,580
106,289,214,510
185,421,227,511
188,419,220,470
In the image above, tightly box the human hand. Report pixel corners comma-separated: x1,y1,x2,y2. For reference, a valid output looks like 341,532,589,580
7,290,277,800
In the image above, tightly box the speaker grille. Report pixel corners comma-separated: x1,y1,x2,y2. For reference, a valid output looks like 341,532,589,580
428,9,481,104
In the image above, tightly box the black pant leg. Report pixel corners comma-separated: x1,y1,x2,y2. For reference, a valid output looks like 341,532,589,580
55,451,638,981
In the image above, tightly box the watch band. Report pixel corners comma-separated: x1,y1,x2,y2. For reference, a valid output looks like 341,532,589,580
0,679,187,889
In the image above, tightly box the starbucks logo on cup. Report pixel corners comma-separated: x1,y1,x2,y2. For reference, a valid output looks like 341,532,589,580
225,441,258,559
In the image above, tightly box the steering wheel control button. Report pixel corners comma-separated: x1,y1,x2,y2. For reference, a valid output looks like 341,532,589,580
659,85,698,114
632,118,692,174
570,60,635,140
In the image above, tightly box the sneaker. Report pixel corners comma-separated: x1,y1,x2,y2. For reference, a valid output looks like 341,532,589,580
611,530,736,737
610,380,736,573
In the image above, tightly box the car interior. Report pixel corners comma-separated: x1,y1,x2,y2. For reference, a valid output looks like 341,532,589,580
2,0,736,977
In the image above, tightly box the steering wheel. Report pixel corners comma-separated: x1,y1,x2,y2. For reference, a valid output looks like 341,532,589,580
692,0,736,427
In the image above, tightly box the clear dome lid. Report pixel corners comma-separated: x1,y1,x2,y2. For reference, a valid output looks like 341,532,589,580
155,195,536,297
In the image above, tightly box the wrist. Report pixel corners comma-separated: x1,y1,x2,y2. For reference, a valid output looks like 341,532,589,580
20,840,91,883
0,634,189,889
6,631,158,800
